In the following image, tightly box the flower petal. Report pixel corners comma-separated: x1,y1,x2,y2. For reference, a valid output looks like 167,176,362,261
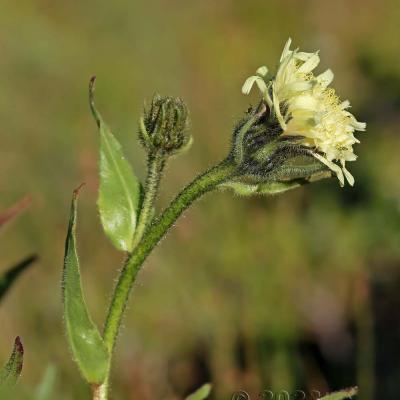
256,66,268,77
272,85,287,130
289,94,318,111
242,76,267,95
255,77,267,94
298,52,320,73
312,153,345,187
284,81,314,93
295,51,316,61
317,69,334,87
264,82,273,108
242,76,258,95
341,160,355,186
280,38,292,62
352,120,366,131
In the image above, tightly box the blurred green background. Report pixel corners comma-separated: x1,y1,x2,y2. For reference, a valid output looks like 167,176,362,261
1,0,399,399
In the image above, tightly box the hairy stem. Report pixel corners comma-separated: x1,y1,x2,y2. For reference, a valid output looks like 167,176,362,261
98,159,235,397
104,158,235,349
131,153,165,250
95,154,165,400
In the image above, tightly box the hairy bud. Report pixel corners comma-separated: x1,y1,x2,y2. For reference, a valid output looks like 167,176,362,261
224,101,331,195
139,94,191,156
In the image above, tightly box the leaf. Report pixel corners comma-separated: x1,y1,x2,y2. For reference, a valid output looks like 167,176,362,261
0,337,24,387
89,77,141,252
185,383,212,400
0,196,31,231
319,387,358,400
0,255,37,302
34,365,57,400
62,186,110,384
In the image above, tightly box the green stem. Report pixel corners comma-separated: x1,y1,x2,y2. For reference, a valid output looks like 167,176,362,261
104,159,235,349
99,159,235,396
131,153,165,250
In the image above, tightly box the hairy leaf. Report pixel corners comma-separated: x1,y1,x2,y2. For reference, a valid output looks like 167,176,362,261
89,77,141,252
0,337,24,387
0,255,37,302
319,387,358,400
62,186,109,384
185,383,212,400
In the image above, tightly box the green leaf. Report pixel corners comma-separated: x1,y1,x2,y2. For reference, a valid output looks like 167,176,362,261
34,365,57,400
89,77,141,252
319,387,358,400
0,255,37,302
0,337,24,387
185,383,212,400
62,186,110,384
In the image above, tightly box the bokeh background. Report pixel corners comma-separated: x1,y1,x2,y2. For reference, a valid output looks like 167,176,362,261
1,0,399,399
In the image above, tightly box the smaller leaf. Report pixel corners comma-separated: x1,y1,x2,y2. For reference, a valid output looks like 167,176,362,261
62,186,110,384
319,387,358,400
0,196,31,231
185,383,212,400
89,77,141,252
0,337,24,387
0,255,37,302
34,365,57,400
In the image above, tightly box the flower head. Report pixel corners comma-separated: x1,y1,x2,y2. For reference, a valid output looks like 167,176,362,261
242,38,366,186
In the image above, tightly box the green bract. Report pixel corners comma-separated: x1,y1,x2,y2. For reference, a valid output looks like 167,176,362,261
89,77,141,252
229,102,330,188
62,186,110,385
139,94,191,156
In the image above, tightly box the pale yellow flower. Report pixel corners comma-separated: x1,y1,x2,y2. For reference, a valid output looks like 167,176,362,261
242,38,366,186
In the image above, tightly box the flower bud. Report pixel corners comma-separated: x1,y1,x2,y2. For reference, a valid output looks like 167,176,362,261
139,94,191,156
